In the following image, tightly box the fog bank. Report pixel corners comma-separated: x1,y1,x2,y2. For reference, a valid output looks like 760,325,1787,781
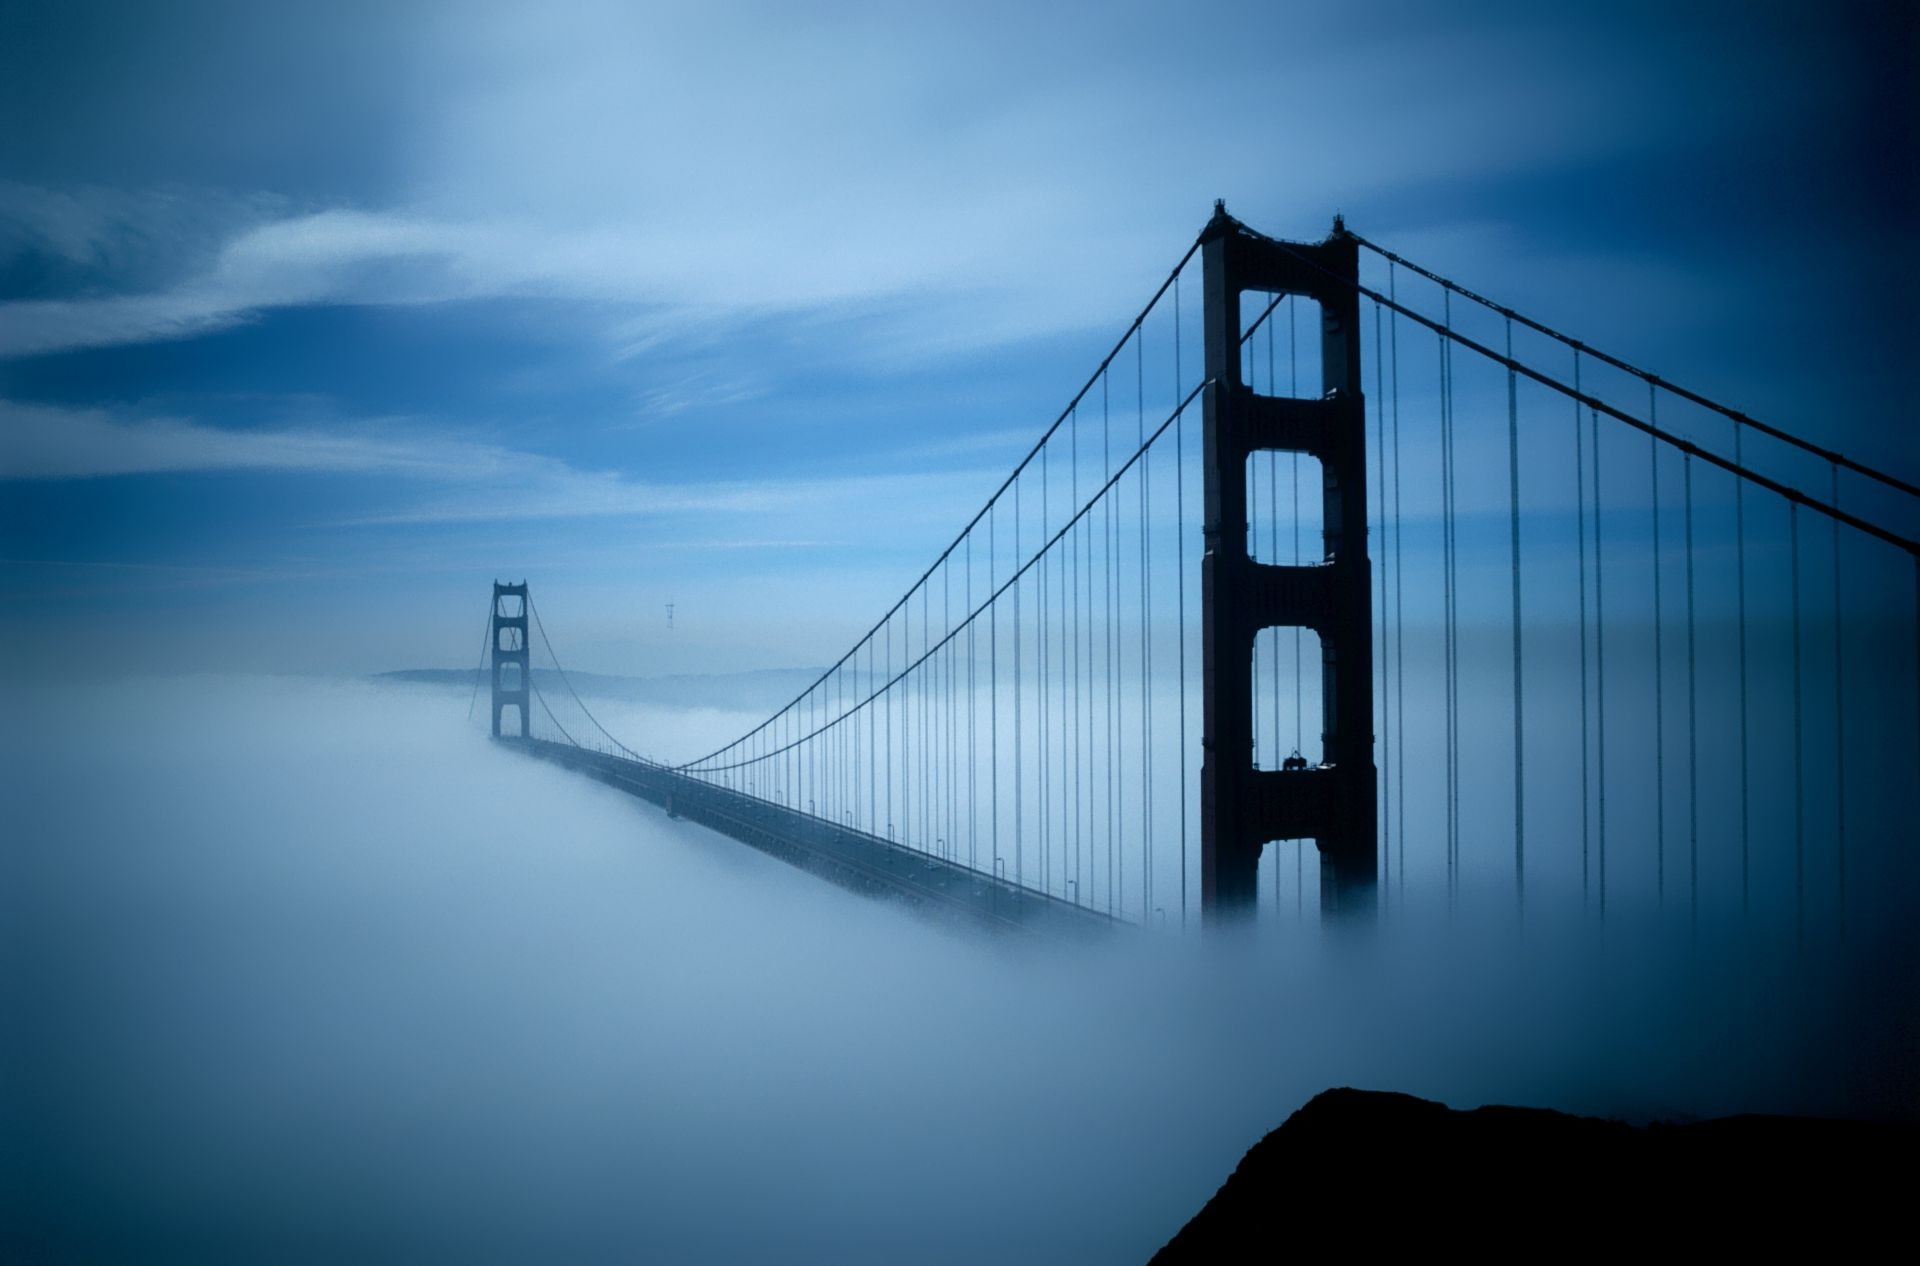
2,675,1909,1263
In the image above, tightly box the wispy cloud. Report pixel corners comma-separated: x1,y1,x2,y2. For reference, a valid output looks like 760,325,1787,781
0,399,521,480
0,5,1819,363
0,399,1002,534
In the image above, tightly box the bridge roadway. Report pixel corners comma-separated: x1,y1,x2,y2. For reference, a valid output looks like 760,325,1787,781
507,737,1117,939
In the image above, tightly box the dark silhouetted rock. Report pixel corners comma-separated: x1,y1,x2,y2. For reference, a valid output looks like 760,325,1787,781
1151,1088,1911,1261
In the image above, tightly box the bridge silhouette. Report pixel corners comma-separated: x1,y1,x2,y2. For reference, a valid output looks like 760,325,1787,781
472,204,1919,942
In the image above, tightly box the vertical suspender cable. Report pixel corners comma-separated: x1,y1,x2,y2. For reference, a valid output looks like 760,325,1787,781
1067,422,1082,891
1042,444,1051,890
1506,318,1525,919
1791,503,1804,948
1141,288,1157,921
1014,473,1023,889
966,539,974,868
923,585,930,853
1830,465,1846,939
1650,385,1666,908
466,605,492,722
1575,352,1591,909
1593,407,1608,921
946,559,955,863
1375,299,1391,906
1685,454,1699,939
1068,429,1078,892
1390,267,1406,900
1090,401,1105,906
1159,282,1175,925
896,607,904,832
1091,417,1101,908
1178,375,1190,928
1439,319,1453,905
1735,424,1751,915
1113,341,1128,915
1440,301,1458,908
1106,371,1116,914
1071,406,1082,902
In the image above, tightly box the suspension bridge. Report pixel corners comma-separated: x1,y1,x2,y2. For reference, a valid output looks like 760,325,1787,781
471,203,1920,942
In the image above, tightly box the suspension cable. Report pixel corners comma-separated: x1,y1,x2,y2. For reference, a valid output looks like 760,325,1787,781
675,232,1207,774
530,679,579,748
527,593,649,762
679,383,1205,774
1247,228,1920,555
1343,229,1920,500
465,605,492,722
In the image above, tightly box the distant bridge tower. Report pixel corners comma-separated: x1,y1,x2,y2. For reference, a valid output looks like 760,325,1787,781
1200,203,1376,920
491,581,530,739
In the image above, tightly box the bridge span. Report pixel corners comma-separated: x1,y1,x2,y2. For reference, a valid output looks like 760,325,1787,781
473,204,1920,945
510,736,1116,939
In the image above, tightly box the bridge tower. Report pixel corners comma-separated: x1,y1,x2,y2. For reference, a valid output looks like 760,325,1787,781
491,581,530,739
1199,203,1376,920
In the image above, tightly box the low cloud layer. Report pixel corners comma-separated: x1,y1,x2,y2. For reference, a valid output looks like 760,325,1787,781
3,676,1910,1261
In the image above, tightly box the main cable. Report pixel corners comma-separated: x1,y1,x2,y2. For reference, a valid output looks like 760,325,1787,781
1344,229,1920,500
466,604,492,723
679,384,1205,775
1249,227,1919,555
676,236,1207,775
528,593,648,762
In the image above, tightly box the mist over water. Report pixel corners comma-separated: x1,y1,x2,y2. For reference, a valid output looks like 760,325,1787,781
2,675,1912,1263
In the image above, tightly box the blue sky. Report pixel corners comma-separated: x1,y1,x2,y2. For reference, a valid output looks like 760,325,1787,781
2,0,1912,675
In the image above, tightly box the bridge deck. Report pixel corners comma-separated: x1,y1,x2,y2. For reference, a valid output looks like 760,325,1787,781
505,738,1117,940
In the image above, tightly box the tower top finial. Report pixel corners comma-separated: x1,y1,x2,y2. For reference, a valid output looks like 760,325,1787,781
1204,199,1235,241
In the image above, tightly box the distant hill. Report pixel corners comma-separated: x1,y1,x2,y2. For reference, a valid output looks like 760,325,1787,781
375,666,823,712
